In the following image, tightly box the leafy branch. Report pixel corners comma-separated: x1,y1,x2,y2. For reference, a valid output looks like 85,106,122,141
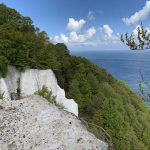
121,24,150,50
121,24,150,102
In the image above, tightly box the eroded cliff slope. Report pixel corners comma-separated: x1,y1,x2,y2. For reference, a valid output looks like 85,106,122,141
0,95,108,150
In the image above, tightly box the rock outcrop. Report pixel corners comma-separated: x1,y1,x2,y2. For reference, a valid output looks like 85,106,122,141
0,95,108,150
0,66,78,116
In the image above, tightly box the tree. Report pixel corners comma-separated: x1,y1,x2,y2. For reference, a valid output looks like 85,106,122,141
121,24,150,50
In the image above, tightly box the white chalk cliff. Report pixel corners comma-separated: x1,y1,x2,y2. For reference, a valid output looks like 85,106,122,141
0,66,78,116
0,95,108,150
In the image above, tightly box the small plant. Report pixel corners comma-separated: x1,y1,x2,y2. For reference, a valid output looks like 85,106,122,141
35,85,56,104
35,85,64,109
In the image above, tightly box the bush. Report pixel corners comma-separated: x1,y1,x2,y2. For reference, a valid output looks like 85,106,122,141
35,86,56,104
35,86,64,109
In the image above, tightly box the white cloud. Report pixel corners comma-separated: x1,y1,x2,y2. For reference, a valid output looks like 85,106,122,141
67,18,86,32
53,21,121,47
86,27,96,38
53,24,120,46
102,24,113,38
53,27,96,44
70,27,96,43
123,1,150,25
100,24,120,44
87,11,95,21
70,32,79,42
54,34,69,43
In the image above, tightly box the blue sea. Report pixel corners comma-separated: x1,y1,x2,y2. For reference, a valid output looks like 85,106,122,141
71,50,150,97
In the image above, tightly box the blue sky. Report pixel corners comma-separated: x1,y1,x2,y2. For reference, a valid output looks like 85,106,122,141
1,0,150,51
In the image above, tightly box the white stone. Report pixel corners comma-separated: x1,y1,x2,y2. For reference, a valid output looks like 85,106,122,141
0,95,108,150
0,66,78,116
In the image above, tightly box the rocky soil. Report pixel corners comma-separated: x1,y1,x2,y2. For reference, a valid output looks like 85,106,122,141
0,95,107,150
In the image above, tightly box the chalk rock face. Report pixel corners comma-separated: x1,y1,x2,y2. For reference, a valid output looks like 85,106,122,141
0,96,108,150
0,66,78,116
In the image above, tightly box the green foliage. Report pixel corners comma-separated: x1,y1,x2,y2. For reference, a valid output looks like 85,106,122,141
1,4,150,149
35,86,64,109
121,24,150,50
35,86,56,104
0,56,8,77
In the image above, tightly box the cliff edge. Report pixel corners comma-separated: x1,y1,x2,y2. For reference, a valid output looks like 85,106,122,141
0,66,78,116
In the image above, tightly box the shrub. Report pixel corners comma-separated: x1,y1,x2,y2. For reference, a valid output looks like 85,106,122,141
35,86,64,109
35,86,56,103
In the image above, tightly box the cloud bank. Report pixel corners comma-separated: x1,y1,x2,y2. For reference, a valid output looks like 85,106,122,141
123,1,150,25
53,18,120,47
54,27,96,44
